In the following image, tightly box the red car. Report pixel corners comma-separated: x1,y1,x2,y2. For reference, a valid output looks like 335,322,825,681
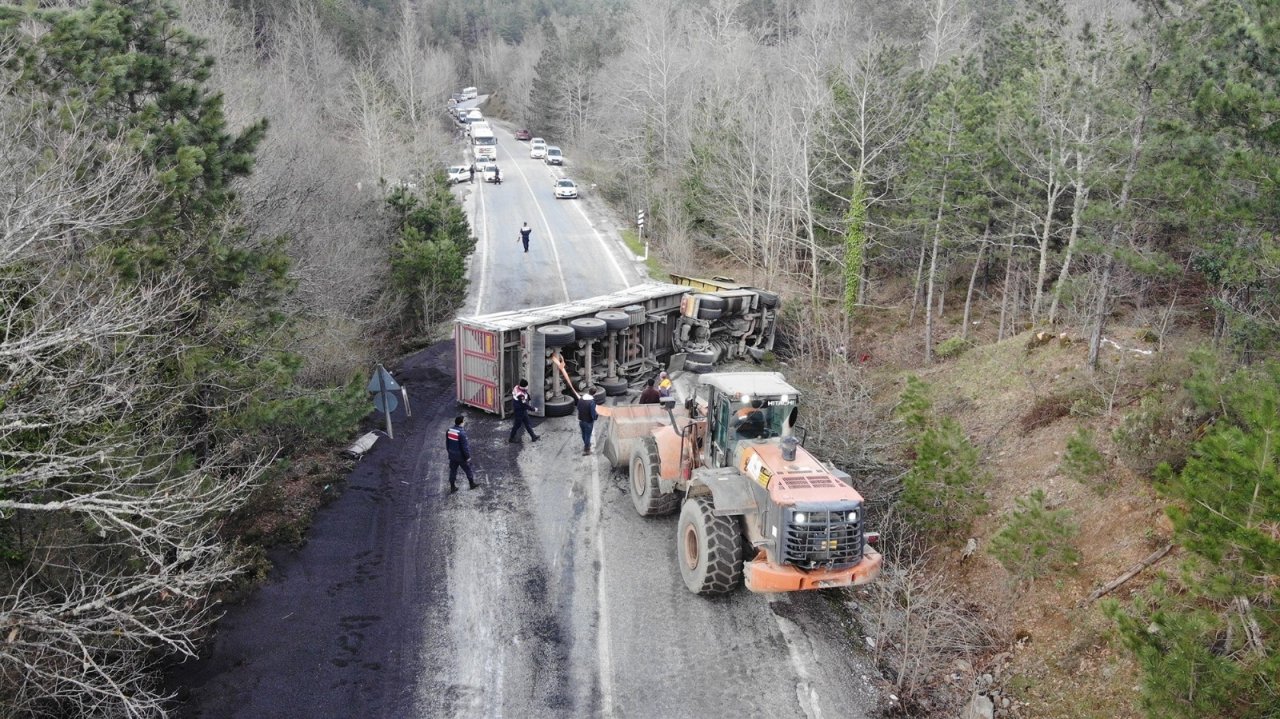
514,129,532,141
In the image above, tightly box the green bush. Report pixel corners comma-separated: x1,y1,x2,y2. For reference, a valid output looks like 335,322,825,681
901,416,988,536
1111,392,1198,477
988,489,1079,580
935,336,974,359
1061,426,1108,490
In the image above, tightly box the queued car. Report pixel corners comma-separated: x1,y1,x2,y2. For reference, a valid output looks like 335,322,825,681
545,146,564,165
554,178,579,199
514,129,532,141
530,138,547,159
446,165,471,184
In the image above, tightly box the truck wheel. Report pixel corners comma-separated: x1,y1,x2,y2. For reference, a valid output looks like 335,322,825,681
676,497,744,595
686,349,716,365
544,395,575,417
601,377,628,396
595,310,630,331
630,437,679,517
539,325,576,348
753,289,780,309
570,317,608,340
684,360,713,374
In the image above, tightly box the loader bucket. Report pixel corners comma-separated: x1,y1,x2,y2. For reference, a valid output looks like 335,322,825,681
600,405,676,469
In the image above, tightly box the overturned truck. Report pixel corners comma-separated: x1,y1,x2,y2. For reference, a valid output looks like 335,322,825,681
454,276,780,417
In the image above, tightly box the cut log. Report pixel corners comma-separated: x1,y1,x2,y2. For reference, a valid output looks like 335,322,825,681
1085,544,1173,604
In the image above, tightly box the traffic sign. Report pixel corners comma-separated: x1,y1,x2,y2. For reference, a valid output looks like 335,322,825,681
374,392,399,413
637,209,645,227
367,366,401,393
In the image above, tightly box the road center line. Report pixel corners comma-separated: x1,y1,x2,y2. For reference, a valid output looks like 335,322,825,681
589,457,615,718
497,133,570,303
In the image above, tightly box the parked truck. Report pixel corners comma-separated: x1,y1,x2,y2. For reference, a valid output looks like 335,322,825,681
599,371,882,595
454,276,780,418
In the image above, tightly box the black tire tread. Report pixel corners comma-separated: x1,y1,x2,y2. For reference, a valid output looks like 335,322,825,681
570,318,608,339
678,497,744,595
544,395,575,417
539,325,576,347
630,437,679,517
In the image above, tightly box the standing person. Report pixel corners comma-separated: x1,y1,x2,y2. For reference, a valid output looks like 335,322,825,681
518,222,532,253
494,165,502,184
445,416,478,493
468,164,475,183
638,378,661,404
577,389,598,455
509,379,540,443
657,371,673,398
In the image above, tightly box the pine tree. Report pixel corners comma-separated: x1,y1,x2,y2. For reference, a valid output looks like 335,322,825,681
843,177,867,316
988,489,1079,580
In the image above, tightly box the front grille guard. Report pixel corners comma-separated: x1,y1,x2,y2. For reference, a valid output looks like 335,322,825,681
780,501,864,570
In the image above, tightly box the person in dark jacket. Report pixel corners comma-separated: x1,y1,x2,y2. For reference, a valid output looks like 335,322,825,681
638,378,661,405
518,222,532,253
445,415,478,493
509,379,540,443
577,390,598,455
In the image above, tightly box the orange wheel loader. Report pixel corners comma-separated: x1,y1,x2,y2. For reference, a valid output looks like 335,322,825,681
600,372,882,595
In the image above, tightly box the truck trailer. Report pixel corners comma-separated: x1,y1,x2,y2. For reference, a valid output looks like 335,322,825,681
454,277,780,418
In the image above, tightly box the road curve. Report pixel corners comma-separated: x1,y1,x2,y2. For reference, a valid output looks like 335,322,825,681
170,100,882,719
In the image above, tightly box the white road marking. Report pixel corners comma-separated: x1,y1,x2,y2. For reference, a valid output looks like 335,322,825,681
589,457,616,718
568,197,633,289
496,134,570,303
473,178,490,315
768,595,826,719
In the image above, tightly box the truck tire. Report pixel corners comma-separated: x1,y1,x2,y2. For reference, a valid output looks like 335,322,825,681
676,497,744,595
539,325,576,348
753,289,780,309
686,349,716,365
684,360,713,374
595,310,630,331
601,377,628,396
630,437,680,517
544,395,575,417
570,317,608,340
693,294,726,321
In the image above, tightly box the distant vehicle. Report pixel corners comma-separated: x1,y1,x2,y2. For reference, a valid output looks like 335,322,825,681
514,129,532,141
545,146,563,165
446,165,471,184
451,93,464,104
453,106,469,122
461,86,478,100
530,138,547,159
554,178,579,199
471,123,497,162
465,109,484,124
482,163,502,183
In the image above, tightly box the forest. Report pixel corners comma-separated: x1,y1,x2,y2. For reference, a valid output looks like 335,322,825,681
0,0,1276,716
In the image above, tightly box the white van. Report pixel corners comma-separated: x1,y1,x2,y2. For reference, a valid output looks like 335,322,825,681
465,109,484,124
462,86,478,100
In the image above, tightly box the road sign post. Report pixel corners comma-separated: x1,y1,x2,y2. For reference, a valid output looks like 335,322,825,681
367,364,402,439
637,209,647,261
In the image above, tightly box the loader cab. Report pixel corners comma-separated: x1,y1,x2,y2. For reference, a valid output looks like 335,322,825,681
699,373,801,470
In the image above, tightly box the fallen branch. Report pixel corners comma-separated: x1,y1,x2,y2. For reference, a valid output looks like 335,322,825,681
1084,544,1173,604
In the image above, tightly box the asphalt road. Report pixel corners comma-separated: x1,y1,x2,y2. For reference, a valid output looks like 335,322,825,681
170,100,883,718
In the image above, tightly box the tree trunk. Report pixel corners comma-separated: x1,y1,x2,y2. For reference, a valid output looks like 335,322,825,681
962,227,988,341
1048,177,1088,326
910,242,927,325
998,232,1015,341
1089,77,1152,370
924,176,949,364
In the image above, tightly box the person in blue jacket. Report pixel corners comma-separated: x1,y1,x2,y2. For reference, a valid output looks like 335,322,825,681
445,416,478,493
577,390,598,455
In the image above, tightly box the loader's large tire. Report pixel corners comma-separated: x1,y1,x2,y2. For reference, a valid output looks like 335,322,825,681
676,497,744,595
630,437,679,517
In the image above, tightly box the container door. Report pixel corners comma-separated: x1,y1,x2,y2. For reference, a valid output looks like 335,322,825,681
456,323,500,414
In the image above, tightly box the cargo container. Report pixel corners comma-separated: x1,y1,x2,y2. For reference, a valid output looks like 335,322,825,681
455,279,779,417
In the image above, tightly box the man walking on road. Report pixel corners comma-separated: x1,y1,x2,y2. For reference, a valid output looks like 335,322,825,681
509,379,540,443
577,389,598,455
518,222,532,253
445,416,478,493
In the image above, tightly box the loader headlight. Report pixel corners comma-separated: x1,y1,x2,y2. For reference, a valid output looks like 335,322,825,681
847,510,858,523
793,512,806,524
739,393,751,404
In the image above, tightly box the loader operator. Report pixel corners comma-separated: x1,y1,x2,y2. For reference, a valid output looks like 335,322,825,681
733,399,767,440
